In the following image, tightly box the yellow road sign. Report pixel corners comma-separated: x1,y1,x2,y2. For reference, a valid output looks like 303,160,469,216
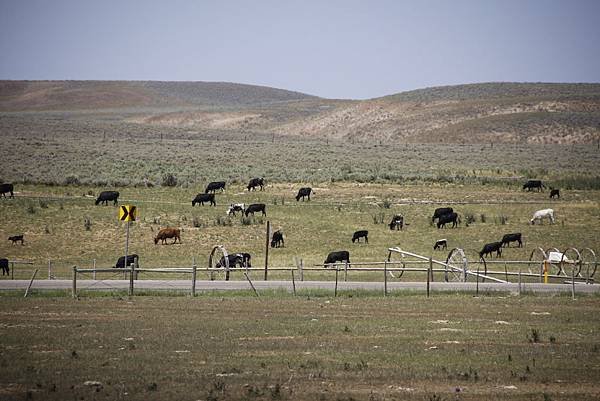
119,205,137,222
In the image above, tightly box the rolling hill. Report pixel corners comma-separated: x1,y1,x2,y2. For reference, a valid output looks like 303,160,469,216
1,80,599,144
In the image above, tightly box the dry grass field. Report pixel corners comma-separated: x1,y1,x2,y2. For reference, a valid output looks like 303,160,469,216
1,294,599,401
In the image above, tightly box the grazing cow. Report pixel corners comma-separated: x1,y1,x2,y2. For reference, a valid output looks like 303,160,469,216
432,207,453,222
296,187,313,201
205,181,226,193
479,242,503,259
154,227,181,245
523,180,545,192
0,183,14,198
271,230,285,248
95,191,119,206
0,258,9,276
216,253,252,269
437,212,460,229
245,203,266,217
8,235,24,245
501,233,523,248
324,251,350,267
549,188,560,199
192,193,216,206
352,230,368,243
433,239,447,250
226,203,245,216
114,254,139,269
530,208,555,225
389,215,404,231
247,177,265,191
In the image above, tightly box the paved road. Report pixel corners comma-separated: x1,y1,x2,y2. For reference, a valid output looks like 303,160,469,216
1,279,598,294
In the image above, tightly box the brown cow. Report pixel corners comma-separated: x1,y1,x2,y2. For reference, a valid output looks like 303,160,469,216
154,228,181,245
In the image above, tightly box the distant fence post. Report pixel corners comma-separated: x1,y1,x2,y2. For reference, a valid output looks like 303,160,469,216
48,260,52,280
291,269,296,296
300,259,304,281
384,261,388,296
427,258,431,298
72,266,77,298
128,257,136,296
264,221,270,281
571,267,576,300
334,267,339,297
191,257,197,297
518,266,522,296
344,261,348,282
92,259,96,280
11,262,14,280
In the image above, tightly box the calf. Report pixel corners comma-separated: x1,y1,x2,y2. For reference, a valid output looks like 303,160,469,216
114,254,139,269
501,233,522,248
271,230,285,248
95,190,119,206
154,228,181,245
479,242,503,259
192,193,216,206
226,203,245,216
247,177,265,191
205,181,226,193
549,188,560,199
8,235,24,245
245,203,266,217
296,187,313,201
352,230,368,243
432,207,453,222
433,239,447,250
530,208,555,225
437,212,459,229
523,180,544,192
0,183,14,198
389,215,404,231
324,250,350,267
0,258,9,276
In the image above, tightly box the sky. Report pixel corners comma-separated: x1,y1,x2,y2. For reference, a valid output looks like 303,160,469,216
1,0,599,99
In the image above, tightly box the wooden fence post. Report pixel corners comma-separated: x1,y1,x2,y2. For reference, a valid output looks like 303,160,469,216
128,257,136,296
264,221,270,281
571,268,576,300
72,266,77,298
300,259,304,281
48,260,52,280
427,258,431,298
92,259,96,280
334,267,339,297
191,257,197,297
384,261,388,296
518,266,522,296
344,261,348,282
291,269,296,296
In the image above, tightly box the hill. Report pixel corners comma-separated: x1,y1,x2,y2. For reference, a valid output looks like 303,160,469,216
1,81,599,144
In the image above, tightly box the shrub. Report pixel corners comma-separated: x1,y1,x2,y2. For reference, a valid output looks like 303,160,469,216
161,173,178,187
84,217,92,231
64,175,80,186
39,199,49,209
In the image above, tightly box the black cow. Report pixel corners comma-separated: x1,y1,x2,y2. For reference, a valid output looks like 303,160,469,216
245,203,266,217
0,183,14,198
352,230,368,243
271,230,285,248
114,254,139,269
437,212,459,229
216,253,252,269
479,242,503,258
432,207,453,222
523,180,544,192
8,235,24,245
247,177,265,191
501,233,522,248
205,181,226,193
549,188,560,199
389,215,404,231
324,251,350,267
0,258,9,276
95,191,119,206
433,239,447,250
192,193,216,206
296,187,313,201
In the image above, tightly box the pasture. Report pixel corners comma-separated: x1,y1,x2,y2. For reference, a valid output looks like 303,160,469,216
0,293,599,400
0,181,598,282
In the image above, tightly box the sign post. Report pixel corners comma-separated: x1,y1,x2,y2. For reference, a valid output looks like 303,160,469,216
119,205,137,289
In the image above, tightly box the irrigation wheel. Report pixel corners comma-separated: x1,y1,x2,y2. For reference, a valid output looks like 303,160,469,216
528,247,547,275
208,245,229,281
580,248,597,279
445,248,468,282
386,249,405,279
561,247,582,278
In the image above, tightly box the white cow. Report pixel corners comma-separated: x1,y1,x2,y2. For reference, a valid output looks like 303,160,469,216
226,203,245,216
530,208,555,225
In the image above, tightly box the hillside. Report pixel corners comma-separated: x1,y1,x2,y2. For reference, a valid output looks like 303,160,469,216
1,81,599,144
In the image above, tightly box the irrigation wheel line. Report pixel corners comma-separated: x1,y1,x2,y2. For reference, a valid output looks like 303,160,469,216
444,248,468,282
529,247,548,276
561,247,582,278
386,249,406,279
581,248,597,278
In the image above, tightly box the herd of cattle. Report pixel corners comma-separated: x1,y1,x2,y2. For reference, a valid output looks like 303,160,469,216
1,178,563,272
